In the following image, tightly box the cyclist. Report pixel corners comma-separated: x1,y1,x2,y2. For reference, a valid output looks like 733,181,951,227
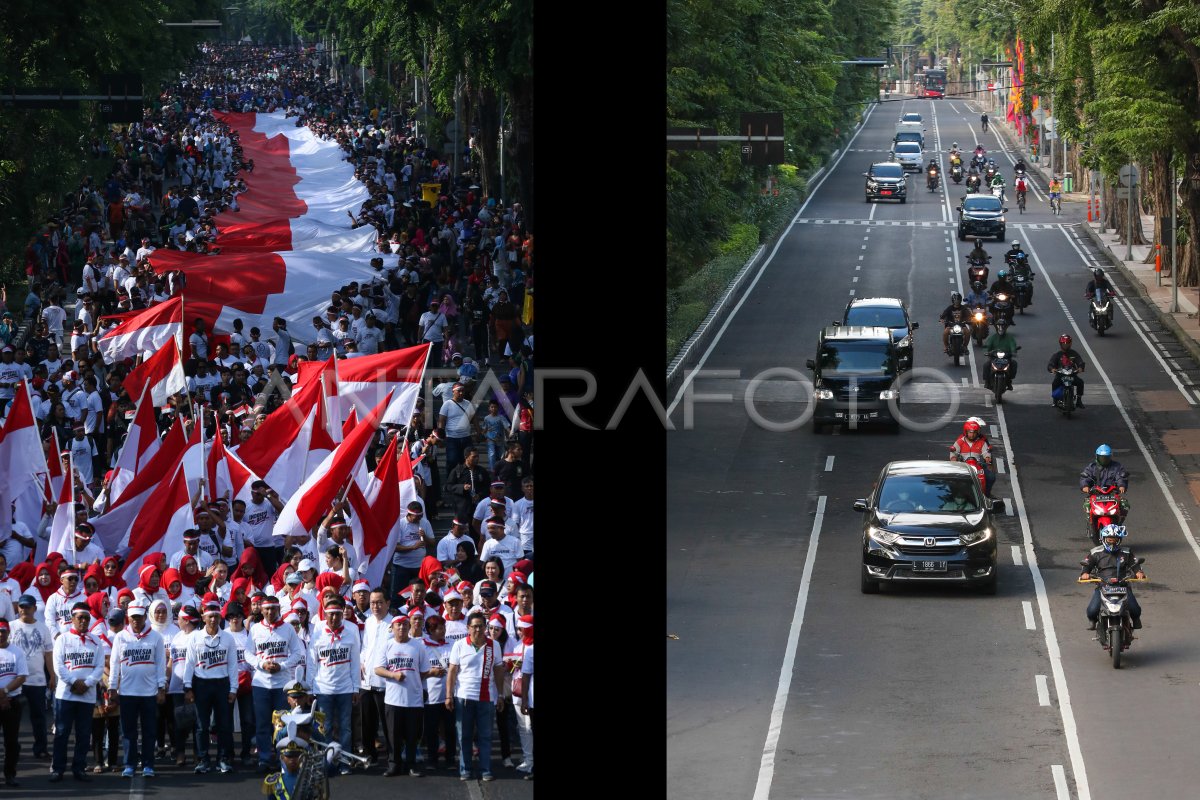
1014,171,1028,212
1049,175,1063,214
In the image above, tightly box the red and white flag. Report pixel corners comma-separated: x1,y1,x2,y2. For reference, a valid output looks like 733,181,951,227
272,391,393,541
108,385,162,505
120,467,194,586
93,417,187,555
206,424,260,506
333,344,430,425
97,297,184,362
181,415,207,499
0,382,46,497
45,452,76,560
46,428,65,503
123,340,187,406
348,435,418,588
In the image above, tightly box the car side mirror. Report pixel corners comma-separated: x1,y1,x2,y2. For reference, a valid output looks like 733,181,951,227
1003,208,1009,213
910,321,919,331
831,321,841,326
863,172,870,177
991,499,1005,513
853,499,868,512
805,359,816,370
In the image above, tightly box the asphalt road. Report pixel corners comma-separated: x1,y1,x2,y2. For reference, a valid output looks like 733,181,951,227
667,96,1200,800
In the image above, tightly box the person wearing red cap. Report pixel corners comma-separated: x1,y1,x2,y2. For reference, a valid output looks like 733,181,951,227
374,613,431,777
50,602,105,781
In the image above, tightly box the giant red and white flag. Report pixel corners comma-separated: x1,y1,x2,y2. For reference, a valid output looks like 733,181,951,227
272,391,393,541
334,344,430,425
108,385,162,505
348,435,418,588
120,467,194,586
122,340,187,407
92,417,188,555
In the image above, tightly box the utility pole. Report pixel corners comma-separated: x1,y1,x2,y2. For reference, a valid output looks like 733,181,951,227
1127,160,1135,262
1049,33,1055,178
1172,171,1179,312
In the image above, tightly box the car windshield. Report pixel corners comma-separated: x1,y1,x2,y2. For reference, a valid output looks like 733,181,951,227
817,342,893,374
895,143,921,154
963,197,1002,212
845,306,907,328
877,475,982,513
872,165,903,178
901,114,922,123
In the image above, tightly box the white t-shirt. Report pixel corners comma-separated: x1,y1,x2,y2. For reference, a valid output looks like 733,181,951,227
241,499,278,548
448,637,504,702
418,311,447,343
0,643,29,697
440,399,475,438
9,619,53,687
437,533,470,564
373,637,429,707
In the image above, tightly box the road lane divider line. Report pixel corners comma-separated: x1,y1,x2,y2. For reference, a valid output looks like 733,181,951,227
751,496,826,800
1052,765,1070,800
997,457,1006,474
1036,674,1051,706
1003,498,1014,516
824,456,834,472
1029,236,1200,563
1023,600,1037,630
1011,544,1023,565
995,401,1092,800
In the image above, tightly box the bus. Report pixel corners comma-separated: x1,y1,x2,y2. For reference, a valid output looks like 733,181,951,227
923,68,947,98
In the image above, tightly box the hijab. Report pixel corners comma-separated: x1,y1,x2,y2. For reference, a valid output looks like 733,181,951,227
179,555,200,588
101,555,127,590
161,568,183,600
29,561,58,601
236,546,269,588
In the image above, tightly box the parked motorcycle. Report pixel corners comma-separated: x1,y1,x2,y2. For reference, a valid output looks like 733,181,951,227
1052,363,1080,417
1085,485,1126,545
984,348,1017,403
950,162,963,183
1089,288,1116,335
927,166,940,192
969,305,989,347
1079,559,1146,669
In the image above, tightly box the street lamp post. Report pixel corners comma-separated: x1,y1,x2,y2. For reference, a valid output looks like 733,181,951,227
1171,173,1180,312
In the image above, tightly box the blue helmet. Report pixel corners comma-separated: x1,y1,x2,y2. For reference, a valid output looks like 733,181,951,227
1100,524,1126,552
1096,444,1112,457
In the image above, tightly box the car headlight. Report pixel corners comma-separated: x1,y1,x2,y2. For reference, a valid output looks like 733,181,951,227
999,216,1006,223
960,528,993,545
879,389,899,400
814,388,834,400
867,180,878,189
868,526,902,545
896,335,912,349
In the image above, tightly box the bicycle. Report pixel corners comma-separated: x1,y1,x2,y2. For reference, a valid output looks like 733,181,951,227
1050,193,1061,216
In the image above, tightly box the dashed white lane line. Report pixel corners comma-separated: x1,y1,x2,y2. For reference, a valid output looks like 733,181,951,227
849,289,856,296
990,425,1000,440
1052,765,1070,800
852,277,859,283
1011,544,1022,566
751,496,826,800
1023,601,1037,630
1004,499,1015,516
1036,674,1051,706
996,457,1006,474
824,456,835,472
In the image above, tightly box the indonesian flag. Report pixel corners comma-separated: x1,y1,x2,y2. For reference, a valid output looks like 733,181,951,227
120,467,195,587
348,435,418,588
272,390,393,542
236,357,332,500
0,383,46,541
123,340,187,407
46,429,65,502
108,385,162,506
97,297,224,362
207,424,260,506
333,344,430,425
92,417,187,555
45,452,76,560
181,416,207,499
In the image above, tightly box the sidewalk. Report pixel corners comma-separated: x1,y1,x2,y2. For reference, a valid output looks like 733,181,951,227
975,100,1200,366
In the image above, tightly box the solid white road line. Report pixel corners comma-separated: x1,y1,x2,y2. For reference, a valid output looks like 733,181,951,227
1052,765,1070,800
1057,227,1195,405
824,456,835,472
995,400,1092,800
1011,544,1023,566
1023,600,1037,630
932,102,954,223
1036,674,1051,706
751,496,826,800
665,105,879,417
1026,238,1200,567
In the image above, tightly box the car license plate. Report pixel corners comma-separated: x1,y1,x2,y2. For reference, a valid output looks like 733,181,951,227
913,561,948,573
881,190,892,195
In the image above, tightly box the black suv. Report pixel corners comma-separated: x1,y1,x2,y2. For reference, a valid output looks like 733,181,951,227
838,297,917,371
957,194,1007,241
806,325,900,432
857,461,1003,594
864,162,907,203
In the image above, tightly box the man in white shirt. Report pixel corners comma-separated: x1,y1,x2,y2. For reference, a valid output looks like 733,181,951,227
309,599,360,774
445,611,505,781
478,519,522,579
373,612,430,777
242,481,285,575
358,588,393,765
0,618,28,785
355,313,386,355
472,484,516,542
513,477,534,558
437,383,477,476
64,523,105,570
436,519,472,567
51,602,106,780
389,502,434,611
109,604,167,777
245,596,305,771
168,530,215,573
183,608,239,774
418,300,448,366
12,595,54,759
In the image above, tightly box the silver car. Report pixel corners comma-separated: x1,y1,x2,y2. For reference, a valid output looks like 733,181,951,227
890,141,924,172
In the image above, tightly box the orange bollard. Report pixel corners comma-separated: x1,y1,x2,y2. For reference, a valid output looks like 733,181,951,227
1087,196,1093,222
1156,244,1162,273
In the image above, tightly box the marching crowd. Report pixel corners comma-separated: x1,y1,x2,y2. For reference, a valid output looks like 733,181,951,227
0,42,535,785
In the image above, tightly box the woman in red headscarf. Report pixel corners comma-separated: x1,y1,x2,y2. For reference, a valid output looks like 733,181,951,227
101,556,127,605
160,568,184,603
176,555,201,610
83,563,105,597
21,561,57,615
235,546,269,589
312,572,344,622
229,576,254,609
134,563,168,608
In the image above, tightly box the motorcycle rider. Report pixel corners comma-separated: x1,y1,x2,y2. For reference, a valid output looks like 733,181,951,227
1080,443,1129,519
989,270,1016,326
939,292,967,353
989,170,1006,203
949,420,993,495
927,158,940,187
966,166,981,192
1086,267,1116,303
1005,239,1034,302
1013,156,1028,175
1048,333,1087,408
967,238,990,266
964,280,991,310
982,319,1019,389
949,142,961,159
1079,524,1145,630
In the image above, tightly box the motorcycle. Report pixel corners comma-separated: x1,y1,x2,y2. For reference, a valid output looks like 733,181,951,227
1012,272,1033,314
984,348,1017,403
991,185,1005,201
1085,485,1126,545
985,165,998,182
1089,288,1116,335
966,174,981,193
990,292,1014,327
927,166,939,192
947,320,967,366
969,305,989,347
1079,559,1146,669
967,256,990,287
952,452,989,496
1052,363,1080,417
950,162,963,183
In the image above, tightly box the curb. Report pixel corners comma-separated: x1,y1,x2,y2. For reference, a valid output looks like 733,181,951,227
665,107,871,398
1075,221,1200,368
